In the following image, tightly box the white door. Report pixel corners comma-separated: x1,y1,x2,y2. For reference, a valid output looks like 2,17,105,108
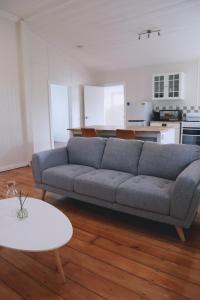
49,84,70,148
104,85,125,127
84,86,105,126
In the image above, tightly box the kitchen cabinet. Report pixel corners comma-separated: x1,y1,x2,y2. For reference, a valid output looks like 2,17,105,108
150,121,181,144
152,73,184,100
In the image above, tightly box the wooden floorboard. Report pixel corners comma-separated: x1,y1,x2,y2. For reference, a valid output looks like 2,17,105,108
0,281,23,300
0,248,104,300
66,239,200,299
0,166,200,300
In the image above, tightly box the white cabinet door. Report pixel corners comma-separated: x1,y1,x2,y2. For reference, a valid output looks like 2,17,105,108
152,75,165,100
167,73,184,99
84,86,105,126
150,121,181,144
152,73,184,100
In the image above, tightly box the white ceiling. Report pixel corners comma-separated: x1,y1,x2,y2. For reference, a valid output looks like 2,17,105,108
0,0,200,71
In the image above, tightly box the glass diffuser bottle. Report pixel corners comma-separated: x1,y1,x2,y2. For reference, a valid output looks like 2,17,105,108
6,180,18,198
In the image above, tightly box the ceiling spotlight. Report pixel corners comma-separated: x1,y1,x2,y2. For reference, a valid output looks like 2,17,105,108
138,29,161,40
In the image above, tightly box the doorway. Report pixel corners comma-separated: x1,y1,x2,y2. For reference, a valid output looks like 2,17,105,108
49,84,70,149
84,84,125,127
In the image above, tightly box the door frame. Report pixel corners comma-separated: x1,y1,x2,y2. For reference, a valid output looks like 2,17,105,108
102,82,126,127
48,81,72,149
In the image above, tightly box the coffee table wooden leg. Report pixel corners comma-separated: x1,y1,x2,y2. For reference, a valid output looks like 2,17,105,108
54,249,66,283
41,189,46,201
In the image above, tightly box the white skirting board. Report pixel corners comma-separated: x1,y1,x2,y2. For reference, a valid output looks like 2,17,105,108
0,162,29,173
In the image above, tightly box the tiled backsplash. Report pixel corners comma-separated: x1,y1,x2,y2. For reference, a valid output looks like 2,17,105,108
153,105,200,114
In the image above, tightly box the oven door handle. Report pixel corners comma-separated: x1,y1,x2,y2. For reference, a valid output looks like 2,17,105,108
183,128,200,130
182,134,200,137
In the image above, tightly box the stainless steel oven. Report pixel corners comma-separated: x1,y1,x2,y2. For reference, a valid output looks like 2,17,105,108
182,122,200,145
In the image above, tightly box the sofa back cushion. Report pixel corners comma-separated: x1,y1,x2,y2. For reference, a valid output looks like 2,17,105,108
138,142,200,180
101,138,143,174
67,137,106,168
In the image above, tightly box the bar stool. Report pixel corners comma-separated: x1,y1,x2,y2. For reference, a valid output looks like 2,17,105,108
116,129,136,139
81,128,97,137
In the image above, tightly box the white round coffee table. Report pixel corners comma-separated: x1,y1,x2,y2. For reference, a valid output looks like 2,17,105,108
0,197,73,282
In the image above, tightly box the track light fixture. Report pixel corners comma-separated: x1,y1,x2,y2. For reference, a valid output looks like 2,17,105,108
138,29,161,40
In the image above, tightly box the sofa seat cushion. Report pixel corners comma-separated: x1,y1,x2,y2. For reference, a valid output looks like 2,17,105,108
74,169,133,203
42,164,95,191
116,175,174,215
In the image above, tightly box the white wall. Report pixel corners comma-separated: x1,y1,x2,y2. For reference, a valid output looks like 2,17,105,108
0,16,27,171
25,27,94,154
0,16,94,171
95,60,200,110
50,84,69,143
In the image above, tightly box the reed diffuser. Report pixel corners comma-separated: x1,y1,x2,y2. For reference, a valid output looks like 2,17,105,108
17,191,29,220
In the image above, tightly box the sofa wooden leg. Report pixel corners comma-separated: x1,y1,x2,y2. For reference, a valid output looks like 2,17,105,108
197,204,200,215
41,189,46,201
175,225,186,242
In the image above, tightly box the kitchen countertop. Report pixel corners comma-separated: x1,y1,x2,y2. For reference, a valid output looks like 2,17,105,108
68,126,174,133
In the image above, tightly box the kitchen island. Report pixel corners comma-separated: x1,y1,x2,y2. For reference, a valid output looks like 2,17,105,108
68,126,176,144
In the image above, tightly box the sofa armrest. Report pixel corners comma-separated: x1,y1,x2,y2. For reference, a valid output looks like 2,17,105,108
32,147,68,184
170,159,200,220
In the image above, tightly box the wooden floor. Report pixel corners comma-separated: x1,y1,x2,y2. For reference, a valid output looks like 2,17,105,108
0,167,200,300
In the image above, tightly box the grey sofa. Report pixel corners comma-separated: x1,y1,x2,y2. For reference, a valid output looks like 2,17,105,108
32,137,200,241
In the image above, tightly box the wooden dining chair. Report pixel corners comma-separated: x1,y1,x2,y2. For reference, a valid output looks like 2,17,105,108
81,128,97,137
116,129,136,139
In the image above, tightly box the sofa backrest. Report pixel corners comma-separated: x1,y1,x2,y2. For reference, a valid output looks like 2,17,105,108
101,138,143,174
67,137,106,168
138,142,200,180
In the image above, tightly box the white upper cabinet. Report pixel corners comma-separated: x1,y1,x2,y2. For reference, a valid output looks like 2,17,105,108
152,73,184,100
